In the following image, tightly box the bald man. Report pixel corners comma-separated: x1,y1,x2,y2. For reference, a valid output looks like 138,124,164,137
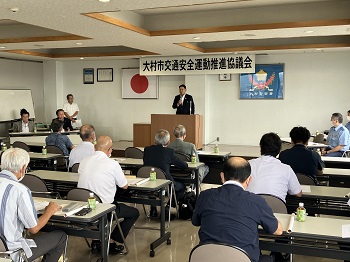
69,124,96,168
192,157,283,262
78,136,139,254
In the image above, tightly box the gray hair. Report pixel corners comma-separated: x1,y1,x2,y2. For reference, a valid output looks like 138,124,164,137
80,124,95,141
155,129,170,146
173,125,186,138
331,113,343,123
1,148,30,173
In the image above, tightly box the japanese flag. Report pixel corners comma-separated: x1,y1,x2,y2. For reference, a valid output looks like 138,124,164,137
122,68,158,99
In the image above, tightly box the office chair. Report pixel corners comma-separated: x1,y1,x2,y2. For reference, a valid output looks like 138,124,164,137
21,174,61,199
124,147,143,159
70,163,80,173
12,141,30,152
258,194,288,214
0,235,28,262
189,243,252,262
296,173,318,185
66,188,128,254
46,145,69,171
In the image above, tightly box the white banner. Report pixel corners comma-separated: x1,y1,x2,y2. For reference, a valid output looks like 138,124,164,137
140,54,255,75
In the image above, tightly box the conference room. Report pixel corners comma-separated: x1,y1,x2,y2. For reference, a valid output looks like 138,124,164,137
0,0,350,261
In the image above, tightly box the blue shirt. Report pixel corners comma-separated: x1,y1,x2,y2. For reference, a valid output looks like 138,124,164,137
327,124,350,151
45,133,73,156
0,171,38,258
345,122,350,133
279,144,324,179
192,183,278,262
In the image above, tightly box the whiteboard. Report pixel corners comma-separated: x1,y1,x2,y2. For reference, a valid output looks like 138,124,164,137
0,90,35,122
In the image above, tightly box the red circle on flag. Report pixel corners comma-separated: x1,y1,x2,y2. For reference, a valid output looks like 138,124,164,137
130,74,149,94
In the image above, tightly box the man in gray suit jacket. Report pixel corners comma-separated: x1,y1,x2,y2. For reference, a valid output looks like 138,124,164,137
12,109,35,133
168,125,209,182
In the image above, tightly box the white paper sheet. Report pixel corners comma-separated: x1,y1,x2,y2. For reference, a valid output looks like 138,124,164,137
342,224,350,238
128,177,150,186
301,185,311,193
287,213,295,233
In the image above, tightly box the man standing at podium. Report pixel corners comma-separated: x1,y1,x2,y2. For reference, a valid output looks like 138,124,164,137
172,84,195,115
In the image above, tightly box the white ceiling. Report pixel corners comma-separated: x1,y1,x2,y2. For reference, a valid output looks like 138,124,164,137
0,0,349,61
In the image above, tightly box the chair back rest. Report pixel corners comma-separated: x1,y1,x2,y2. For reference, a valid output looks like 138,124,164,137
46,145,63,154
12,141,30,152
21,174,48,192
137,166,167,180
189,243,252,262
175,152,190,162
66,188,102,202
296,173,317,185
46,145,67,170
0,235,7,252
71,163,80,173
313,134,324,143
259,194,288,214
124,147,144,159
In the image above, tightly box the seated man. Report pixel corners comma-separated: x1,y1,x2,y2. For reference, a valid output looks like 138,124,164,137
192,157,283,262
346,110,350,132
69,124,95,168
0,148,67,261
12,108,35,133
246,133,302,202
143,129,188,217
322,113,350,157
78,136,139,254
279,126,324,179
55,109,73,131
46,119,74,156
168,125,209,182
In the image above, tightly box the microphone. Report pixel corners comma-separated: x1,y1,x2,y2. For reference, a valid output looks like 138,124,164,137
189,101,192,115
204,137,219,146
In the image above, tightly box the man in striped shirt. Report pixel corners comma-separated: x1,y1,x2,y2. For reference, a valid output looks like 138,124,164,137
0,148,67,262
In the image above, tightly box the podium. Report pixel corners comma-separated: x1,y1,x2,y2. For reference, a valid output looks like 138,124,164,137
133,114,203,149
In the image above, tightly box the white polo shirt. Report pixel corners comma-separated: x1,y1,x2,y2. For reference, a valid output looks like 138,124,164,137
69,141,95,167
78,151,127,203
63,102,79,117
246,155,301,202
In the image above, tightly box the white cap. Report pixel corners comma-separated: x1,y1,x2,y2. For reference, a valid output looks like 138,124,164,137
299,202,304,207
151,168,155,171
89,192,94,197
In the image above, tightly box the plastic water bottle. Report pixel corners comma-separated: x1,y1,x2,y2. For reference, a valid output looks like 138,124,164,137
34,125,37,133
296,202,306,222
316,130,319,136
214,144,219,153
191,153,196,164
88,193,96,210
42,146,47,155
316,148,321,156
1,143,7,151
150,168,156,181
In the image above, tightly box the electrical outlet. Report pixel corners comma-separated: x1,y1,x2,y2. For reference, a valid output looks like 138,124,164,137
217,137,219,142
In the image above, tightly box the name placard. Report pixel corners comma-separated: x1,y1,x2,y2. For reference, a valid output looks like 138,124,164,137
140,54,255,75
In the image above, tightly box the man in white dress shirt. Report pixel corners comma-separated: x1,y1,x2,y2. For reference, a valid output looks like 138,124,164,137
246,132,302,202
63,94,79,123
78,136,139,254
69,124,96,168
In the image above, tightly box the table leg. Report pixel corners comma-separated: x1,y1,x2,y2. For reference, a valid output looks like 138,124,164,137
100,215,108,262
149,187,171,257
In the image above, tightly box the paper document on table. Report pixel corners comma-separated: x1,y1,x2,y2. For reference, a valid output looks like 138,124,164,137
114,158,125,162
128,177,150,186
287,213,295,233
301,185,311,193
197,151,211,155
342,224,350,238
34,201,49,212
